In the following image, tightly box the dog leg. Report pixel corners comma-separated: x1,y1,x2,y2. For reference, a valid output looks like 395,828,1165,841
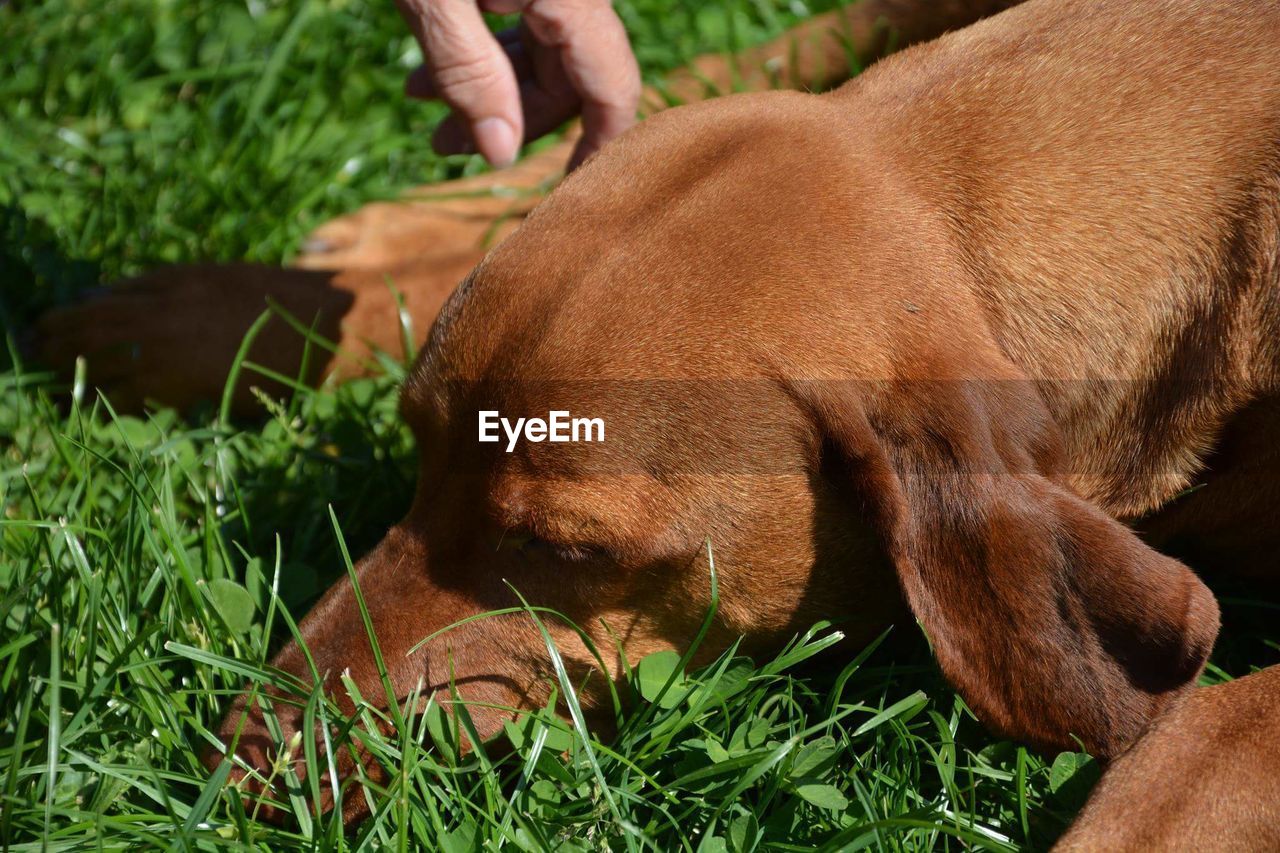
36,256,469,414
1056,666,1280,851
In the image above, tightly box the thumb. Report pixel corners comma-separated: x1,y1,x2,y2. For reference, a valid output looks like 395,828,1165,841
398,0,523,166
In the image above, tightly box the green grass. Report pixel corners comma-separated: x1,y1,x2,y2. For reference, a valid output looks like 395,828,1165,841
3,0,1278,849
1,368,1096,850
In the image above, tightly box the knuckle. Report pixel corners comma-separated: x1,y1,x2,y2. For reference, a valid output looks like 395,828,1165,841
430,53,507,94
526,0,601,44
420,5,505,90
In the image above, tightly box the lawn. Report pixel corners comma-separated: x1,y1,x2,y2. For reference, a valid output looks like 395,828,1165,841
2,0,1274,849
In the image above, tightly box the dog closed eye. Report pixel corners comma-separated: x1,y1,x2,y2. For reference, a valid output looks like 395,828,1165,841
508,530,607,564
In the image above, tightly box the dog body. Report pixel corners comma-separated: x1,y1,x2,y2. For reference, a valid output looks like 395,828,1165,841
40,0,1031,413
844,0,1280,565
1057,666,1280,851
200,0,1280,831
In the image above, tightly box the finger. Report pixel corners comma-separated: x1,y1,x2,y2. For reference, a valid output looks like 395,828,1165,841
405,28,531,102
518,80,582,141
523,0,640,168
434,26,572,155
497,31,536,84
430,38,540,154
568,101,613,170
514,20,580,140
447,15,590,150
396,0,524,166
433,76,580,154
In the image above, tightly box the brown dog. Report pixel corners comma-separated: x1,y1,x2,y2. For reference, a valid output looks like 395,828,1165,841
1057,666,1280,850
192,0,1280,829
38,0,1025,413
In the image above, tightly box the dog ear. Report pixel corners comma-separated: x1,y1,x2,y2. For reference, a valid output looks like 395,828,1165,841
796,378,1219,758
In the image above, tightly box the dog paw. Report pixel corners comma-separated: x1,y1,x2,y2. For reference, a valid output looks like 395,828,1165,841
294,140,570,271
293,197,529,271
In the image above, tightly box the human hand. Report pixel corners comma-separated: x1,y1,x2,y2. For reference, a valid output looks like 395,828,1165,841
395,0,641,170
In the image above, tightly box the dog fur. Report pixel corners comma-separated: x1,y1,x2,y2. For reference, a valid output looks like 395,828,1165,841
40,0,1280,839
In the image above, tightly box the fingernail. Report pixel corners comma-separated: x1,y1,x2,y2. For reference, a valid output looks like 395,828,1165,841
473,117,518,168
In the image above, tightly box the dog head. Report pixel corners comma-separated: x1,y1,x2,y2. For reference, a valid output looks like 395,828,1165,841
207,93,1218,821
